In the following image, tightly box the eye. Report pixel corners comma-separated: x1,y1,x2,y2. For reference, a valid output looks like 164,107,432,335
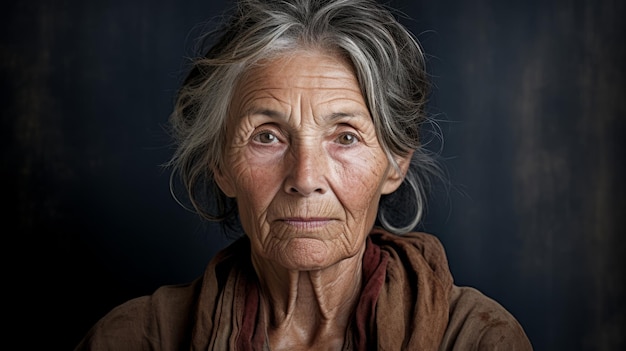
252,130,279,144
335,132,359,146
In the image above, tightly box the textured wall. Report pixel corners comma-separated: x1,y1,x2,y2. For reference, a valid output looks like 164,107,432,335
402,0,626,349
4,0,624,349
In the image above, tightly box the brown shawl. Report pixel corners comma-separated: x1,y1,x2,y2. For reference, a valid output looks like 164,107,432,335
75,229,533,350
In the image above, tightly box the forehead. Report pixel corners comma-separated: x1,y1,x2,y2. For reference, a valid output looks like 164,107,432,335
233,50,364,103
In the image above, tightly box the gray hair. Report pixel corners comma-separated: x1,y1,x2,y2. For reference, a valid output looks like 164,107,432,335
166,0,443,236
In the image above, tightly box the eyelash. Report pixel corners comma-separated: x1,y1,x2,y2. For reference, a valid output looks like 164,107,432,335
252,130,281,144
250,125,361,146
335,132,360,146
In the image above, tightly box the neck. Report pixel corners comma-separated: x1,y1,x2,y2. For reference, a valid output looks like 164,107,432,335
252,244,365,350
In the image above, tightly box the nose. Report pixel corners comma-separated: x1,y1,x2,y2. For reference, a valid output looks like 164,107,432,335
283,144,328,196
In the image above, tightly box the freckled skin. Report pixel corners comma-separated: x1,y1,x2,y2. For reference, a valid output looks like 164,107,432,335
214,50,410,350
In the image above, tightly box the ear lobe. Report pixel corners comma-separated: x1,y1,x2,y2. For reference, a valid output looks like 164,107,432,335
213,164,237,198
381,151,413,195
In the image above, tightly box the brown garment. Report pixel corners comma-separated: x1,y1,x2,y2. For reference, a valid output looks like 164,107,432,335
75,229,533,350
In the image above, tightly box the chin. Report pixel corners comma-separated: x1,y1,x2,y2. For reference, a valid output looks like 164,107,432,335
274,237,342,270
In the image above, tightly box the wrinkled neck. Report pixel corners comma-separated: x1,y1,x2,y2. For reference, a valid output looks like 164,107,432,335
252,244,366,349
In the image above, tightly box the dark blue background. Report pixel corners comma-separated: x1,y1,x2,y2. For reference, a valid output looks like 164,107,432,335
4,0,624,349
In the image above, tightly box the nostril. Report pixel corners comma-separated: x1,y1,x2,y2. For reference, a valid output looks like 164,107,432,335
286,184,325,196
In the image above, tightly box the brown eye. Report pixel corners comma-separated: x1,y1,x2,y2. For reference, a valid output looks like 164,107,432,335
336,133,358,145
253,131,278,144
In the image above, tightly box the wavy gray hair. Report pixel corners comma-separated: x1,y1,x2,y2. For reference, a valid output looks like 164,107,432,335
166,0,442,236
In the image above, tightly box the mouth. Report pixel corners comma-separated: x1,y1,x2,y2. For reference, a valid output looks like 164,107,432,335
279,217,334,230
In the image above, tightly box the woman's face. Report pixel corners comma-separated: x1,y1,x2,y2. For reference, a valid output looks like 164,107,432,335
215,50,407,271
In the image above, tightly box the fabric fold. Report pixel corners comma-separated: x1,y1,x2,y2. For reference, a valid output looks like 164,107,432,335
191,229,455,349
75,229,533,350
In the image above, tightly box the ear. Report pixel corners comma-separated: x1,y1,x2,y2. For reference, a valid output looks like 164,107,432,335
213,163,237,198
381,151,413,195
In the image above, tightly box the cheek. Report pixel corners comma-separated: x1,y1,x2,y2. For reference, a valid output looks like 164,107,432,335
226,136,278,185
243,151,281,192
336,151,388,201
226,150,285,232
332,150,389,227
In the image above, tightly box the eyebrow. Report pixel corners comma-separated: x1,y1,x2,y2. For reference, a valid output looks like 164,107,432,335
248,108,285,119
328,111,368,120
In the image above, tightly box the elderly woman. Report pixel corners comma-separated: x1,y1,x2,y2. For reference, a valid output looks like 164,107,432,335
76,0,532,350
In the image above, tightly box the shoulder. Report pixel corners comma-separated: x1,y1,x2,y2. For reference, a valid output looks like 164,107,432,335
74,279,202,351
441,286,534,351
369,229,533,350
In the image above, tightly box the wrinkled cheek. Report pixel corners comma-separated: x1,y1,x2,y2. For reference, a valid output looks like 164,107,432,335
340,173,385,232
231,164,281,245
347,193,381,227
230,155,275,194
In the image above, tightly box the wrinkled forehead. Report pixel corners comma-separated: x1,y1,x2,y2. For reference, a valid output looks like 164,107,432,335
228,49,367,118
239,49,358,89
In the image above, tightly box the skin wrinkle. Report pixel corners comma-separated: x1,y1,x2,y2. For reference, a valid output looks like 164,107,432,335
213,49,410,349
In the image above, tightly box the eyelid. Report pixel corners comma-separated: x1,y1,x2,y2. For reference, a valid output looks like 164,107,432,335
334,123,362,145
251,124,285,144
336,122,361,135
